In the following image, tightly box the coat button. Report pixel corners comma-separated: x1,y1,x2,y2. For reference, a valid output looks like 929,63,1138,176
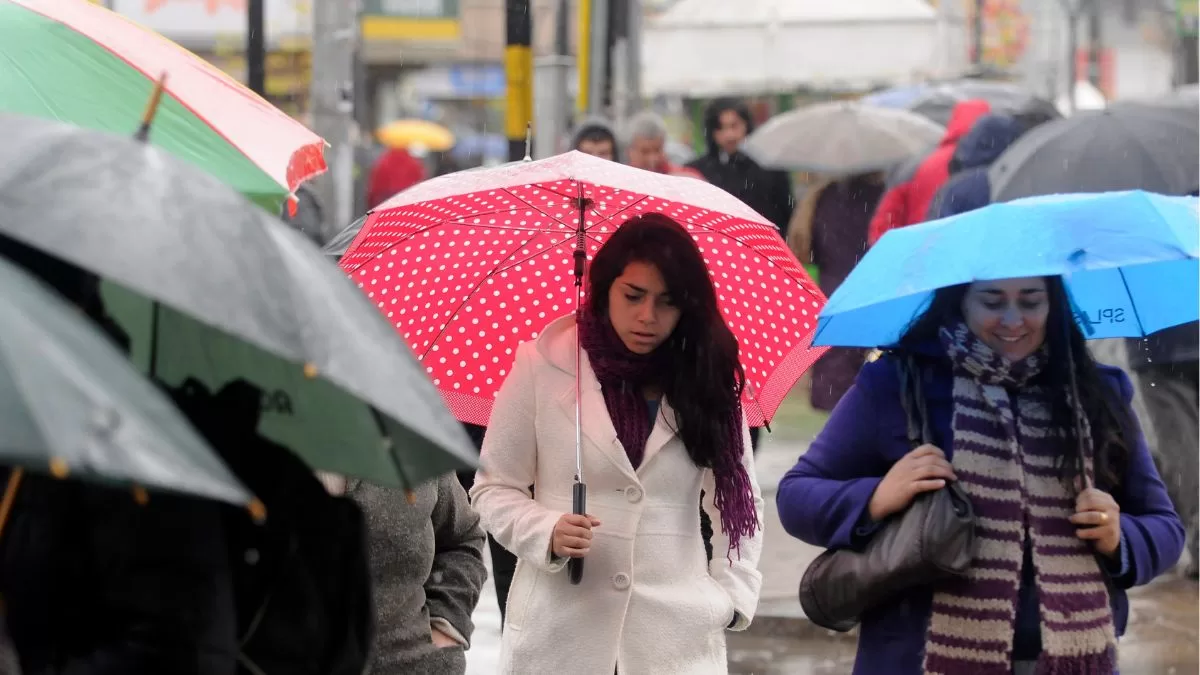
624,486,643,503
613,573,631,590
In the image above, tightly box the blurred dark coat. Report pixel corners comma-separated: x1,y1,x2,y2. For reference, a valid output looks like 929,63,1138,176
926,113,1025,220
0,472,237,675
687,99,794,236
788,174,885,411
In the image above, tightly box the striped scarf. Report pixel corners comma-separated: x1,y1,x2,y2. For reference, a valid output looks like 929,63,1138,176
924,323,1116,675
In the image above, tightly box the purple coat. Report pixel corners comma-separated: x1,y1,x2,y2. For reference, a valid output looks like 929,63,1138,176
777,352,1184,675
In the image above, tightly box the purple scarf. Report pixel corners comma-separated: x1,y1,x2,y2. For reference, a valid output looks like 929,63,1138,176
576,310,758,557
924,323,1115,675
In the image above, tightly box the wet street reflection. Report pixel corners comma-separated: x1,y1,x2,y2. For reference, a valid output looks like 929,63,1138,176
728,577,1198,674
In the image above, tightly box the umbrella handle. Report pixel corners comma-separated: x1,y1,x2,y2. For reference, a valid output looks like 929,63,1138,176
568,481,586,585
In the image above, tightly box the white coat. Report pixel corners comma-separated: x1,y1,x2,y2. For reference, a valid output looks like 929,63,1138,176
471,315,764,675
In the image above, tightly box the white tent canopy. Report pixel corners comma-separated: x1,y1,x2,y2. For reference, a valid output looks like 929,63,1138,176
643,0,939,97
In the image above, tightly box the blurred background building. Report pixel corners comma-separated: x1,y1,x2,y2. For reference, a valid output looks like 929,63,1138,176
103,0,1197,200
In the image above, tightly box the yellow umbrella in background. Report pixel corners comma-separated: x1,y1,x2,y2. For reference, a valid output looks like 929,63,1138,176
376,119,455,151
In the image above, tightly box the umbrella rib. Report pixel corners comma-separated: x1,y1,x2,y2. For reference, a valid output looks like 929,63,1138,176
697,225,819,289
1116,268,1147,336
1112,113,1174,193
345,204,563,274
414,228,560,362
579,195,653,235
498,186,577,230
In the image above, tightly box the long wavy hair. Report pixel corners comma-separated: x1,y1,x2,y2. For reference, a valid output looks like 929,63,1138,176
585,213,745,470
897,276,1135,489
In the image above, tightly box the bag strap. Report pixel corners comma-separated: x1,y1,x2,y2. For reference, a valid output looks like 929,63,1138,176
896,356,932,450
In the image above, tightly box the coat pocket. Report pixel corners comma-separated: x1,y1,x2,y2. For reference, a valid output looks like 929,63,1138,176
504,559,540,632
696,575,736,630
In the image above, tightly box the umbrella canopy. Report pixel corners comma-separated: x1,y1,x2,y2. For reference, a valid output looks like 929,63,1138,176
376,119,456,152
0,0,325,212
0,115,476,490
814,191,1199,347
743,101,945,174
0,253,250,506
989,100,1200,202
860,84,932,109
341,151,828,427
324,215,368,261
905,80,1060,127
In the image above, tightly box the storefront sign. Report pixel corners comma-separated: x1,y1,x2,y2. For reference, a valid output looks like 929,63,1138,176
110,0,311,47
360,0,460,41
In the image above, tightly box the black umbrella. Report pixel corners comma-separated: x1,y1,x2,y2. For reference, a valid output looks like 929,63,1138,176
989,100,1200,202
0,114,476,490
909,80,1060,127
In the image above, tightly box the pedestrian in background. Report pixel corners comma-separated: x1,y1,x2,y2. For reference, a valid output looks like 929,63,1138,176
623,110,705,180
687,98,793,238
571,118,619,161
787,171,885,411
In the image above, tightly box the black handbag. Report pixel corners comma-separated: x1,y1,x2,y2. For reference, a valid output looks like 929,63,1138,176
798,356,978,632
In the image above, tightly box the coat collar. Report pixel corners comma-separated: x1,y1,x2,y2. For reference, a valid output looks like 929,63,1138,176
537,314,680,479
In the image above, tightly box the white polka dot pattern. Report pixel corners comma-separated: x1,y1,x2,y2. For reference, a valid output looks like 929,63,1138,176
340,158,828,427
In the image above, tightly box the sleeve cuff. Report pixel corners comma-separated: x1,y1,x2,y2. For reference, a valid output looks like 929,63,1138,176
1103,531,1131,579
429,617,469,647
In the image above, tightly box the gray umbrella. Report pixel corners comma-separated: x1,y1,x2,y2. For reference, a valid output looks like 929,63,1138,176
744,101,945,175
909,80,1060,127
0,254,250,506
989,100,1200,202
323,215,367,261
0,114,476,490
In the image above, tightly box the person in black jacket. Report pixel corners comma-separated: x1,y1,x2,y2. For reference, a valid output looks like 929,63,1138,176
0,235,238,675
686,98,792,452
686,98,794,238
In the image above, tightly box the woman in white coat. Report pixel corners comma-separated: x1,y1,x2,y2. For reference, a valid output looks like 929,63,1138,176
471,213,764,674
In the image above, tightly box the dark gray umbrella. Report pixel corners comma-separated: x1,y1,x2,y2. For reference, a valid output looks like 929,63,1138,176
0,253,250,506
909,80,1060,127
0,114,476,490
323,215,367,261
989,100,1200,202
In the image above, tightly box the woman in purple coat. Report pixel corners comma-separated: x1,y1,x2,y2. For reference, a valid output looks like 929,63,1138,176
777,275,1184,675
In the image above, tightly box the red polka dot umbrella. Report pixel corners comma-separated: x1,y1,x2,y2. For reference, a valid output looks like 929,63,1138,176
339,151,828,428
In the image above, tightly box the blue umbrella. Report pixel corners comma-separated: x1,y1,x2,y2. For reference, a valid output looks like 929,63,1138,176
861,84,931,110
814,191,1199,347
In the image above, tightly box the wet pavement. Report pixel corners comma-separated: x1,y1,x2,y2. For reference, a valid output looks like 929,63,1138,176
728,576,1199,674
466,432,1199,674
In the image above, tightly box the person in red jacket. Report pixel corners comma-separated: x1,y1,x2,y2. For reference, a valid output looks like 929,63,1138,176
866,99,990,246
367,147,427,210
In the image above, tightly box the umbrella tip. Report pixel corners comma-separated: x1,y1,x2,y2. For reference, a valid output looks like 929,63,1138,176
248,498,267,524
134,72,169,143
132,485,150,506
48,457,69,480
303,362,319,379
523,122,532,162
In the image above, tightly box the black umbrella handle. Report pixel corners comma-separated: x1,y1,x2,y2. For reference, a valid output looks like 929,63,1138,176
568,481,586,585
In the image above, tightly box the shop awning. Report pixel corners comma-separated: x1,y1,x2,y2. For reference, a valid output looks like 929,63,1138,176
643,0,939,97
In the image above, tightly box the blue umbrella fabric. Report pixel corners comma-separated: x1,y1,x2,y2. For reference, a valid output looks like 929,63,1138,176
813,191,1198,347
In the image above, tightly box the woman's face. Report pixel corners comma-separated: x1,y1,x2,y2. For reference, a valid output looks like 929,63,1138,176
607,261,682,354
713,110,747,155
962,277,1050,361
